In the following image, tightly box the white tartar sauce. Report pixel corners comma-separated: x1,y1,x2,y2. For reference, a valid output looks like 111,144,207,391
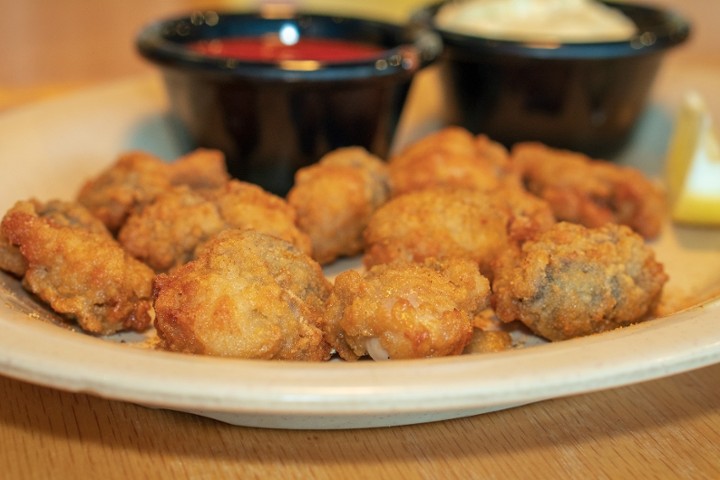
435,0,638,43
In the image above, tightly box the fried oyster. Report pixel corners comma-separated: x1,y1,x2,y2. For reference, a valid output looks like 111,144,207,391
389,126,516,197
363,184,555,277
207,180,312,257
117,185,226,273
118,180,310,273
77,148,229,233
1,199,154,335
323,257,491,361
511,142,666,239
492,222,668,341
153,229,332,360
0,198,111,277
287,147,390,265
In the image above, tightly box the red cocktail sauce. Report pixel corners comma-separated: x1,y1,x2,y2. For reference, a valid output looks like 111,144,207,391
188,37,385,63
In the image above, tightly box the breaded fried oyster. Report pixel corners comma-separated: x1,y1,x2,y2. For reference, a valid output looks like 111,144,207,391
117,186,225,272
363,185,555,277
165,148,230,190
153,229,332,360
491,180,557,246
492,222,668,341
287,147,390,265
511,142,666,239
207,180,312,256
389,126,515,196
77,149,229,232
1,200,155,335
323,258,491,361
0,198,111,277
363,188,509,275
118,180,311,272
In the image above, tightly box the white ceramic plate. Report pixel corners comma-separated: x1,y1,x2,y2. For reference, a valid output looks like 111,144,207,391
0,74,719,430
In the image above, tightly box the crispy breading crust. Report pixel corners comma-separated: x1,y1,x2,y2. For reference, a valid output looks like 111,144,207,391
323,258,490,360
153,229,332,360
0,130,674,358
511,142,666,239
492,222,668,341
117,186,226,272
389,126,515,196
1,200,154,335
287,147,390,265
0,199,111,277
363,187,510,276
119,180,311,272
363,183,555,278
208,180,312,256
77,149,229,233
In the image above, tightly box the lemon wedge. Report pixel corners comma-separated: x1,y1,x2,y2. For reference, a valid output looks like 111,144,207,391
665,91,720,225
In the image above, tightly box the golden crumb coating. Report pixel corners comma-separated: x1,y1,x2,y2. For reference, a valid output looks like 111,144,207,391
323,258,490,361
167,148,230,190
463,330,513,354
1,200,154,335
389,126,515,197
493,180,557,246
0,232,24,277
76,149,229,232
363,187,514,276
287,147,390,265
0,198,111,277
511,142,666,239
363,187,508,271
492,222,668,341
119,180,310,272
117,186,225,272
208,180,312,257
153,229,332,360
475,133,512,169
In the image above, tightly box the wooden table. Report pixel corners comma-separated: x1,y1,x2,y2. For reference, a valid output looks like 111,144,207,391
1,1,719,478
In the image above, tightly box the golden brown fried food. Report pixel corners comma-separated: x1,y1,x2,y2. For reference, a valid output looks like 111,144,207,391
77,149,229,232
511,142,666,239
466,306,514,354
207,180,312,256
363,188,508,275
475,133,513,170
363,184,554,277
463,329,513,354
1,200,154,335
389,126,515,196
492,222,668,341
166,148,230,190
0,232,24,277
0,199,111,277
153,229,332,360
287,147,390,265
323,258,490,360
118,180,310,272
493,180,557,245
117,186,225,272
76,151,175,233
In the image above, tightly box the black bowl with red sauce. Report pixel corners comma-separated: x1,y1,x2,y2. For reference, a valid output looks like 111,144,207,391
136,10,440,194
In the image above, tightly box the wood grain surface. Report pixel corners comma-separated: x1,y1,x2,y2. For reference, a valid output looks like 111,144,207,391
1,364,718,479
0,1,718,478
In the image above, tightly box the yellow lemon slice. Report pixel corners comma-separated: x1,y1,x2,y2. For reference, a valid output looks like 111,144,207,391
665,91,720,225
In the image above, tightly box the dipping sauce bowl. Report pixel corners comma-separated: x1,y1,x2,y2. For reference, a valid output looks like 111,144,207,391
136,10,440,194
412,0,691,157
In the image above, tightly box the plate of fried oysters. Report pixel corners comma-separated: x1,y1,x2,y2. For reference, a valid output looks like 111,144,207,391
0,75,719,430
